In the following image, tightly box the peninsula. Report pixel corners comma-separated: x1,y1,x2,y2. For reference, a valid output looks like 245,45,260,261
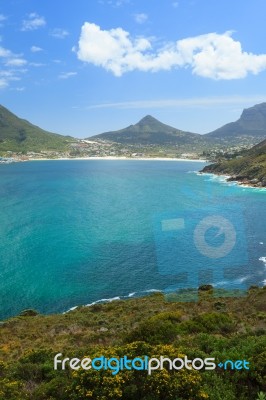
201,139,266,188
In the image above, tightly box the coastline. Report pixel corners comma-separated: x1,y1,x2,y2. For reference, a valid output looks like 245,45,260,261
64,289,163,314
200,171,266,190
29,156,208,162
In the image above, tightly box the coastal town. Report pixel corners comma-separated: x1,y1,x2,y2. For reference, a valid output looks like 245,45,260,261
0,138,253,163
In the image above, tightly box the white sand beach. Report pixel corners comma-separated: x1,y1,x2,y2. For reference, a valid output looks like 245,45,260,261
30,156,208,162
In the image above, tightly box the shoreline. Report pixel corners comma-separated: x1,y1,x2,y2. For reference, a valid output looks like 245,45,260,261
29,156,208,162
200,171,266,190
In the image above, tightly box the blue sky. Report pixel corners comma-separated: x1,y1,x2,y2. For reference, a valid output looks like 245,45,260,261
1,0,266,137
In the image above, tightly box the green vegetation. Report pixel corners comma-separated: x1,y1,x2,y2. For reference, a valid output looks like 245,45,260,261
0,287,265,399
202,139,266,187
0,105,74,153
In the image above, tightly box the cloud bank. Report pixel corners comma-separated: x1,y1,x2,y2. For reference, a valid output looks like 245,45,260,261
76,23,266,79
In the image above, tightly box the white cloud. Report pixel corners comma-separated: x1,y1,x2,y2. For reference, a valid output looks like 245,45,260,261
134,13,148,24
172,2,179,8
0,73,9,88
29,62,45,67
87,96,266,110
99,0,130,7
76,23,266,79
0,70,21,89
13,87,25,92
22,13,46,31
0,45,27,88
5,58,27,67
0,46,12,58
50,28,69,39
114,0,130,5
59,71,77,79
0,14,7,26
0,79,8,88
0,45,27,67
31,45,43,52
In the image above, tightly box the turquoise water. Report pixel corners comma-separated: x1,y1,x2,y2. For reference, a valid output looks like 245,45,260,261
0,160,265,319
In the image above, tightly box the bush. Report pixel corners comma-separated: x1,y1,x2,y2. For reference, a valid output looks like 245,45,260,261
126,312,182,344
178,312,234,334
67,342,208,400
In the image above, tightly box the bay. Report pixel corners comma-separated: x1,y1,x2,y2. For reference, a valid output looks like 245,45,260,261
0,160,265,319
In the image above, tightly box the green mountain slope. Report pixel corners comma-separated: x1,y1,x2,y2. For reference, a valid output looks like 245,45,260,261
206,103,266,141
0,105,73,152
90,115,202,145
201,139,266,187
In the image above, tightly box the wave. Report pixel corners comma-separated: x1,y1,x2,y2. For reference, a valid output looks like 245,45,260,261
64,288,163,313
259,256,266,267
201,172,266,191
64,259,266,313
213,275,249,288
259,256,266,284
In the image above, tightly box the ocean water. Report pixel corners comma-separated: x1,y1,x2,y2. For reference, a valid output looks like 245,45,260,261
0,160,265,319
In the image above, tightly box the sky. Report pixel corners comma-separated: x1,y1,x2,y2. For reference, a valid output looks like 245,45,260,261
1,0,266,138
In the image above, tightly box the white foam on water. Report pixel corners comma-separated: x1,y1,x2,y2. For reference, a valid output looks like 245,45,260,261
64,289,163,313
259,256,266,267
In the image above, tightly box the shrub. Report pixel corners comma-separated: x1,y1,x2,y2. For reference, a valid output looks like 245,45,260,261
126,312,182,344
67,342,208,400
178,312,234,334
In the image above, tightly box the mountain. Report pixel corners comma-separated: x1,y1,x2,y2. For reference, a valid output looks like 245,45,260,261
201,138,266,187
2,103,266,154
0,105,73,152
89,104,266,146
89,115,201,145
206,102,266,140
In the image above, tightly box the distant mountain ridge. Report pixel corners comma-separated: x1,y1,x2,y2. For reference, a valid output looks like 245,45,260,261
206,103,266,139
1,102,266,153
90,115,200,145
90,103,266,145
0,105,73,152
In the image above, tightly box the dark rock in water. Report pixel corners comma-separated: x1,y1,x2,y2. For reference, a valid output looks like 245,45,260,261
248,285,260,291
19,309,39,317
198,284,213,292
261,178,266,187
